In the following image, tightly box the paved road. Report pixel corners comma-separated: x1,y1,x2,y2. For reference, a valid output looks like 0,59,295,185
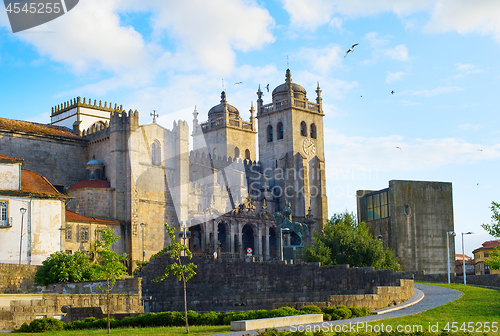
209,284,463,336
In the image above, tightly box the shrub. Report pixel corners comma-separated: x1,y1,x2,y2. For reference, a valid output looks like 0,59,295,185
300,305,322,314
186,310,200,325
323,313,332,321
199,311,223,325
349,306,363,317
333,306,352,319
17,317,64,333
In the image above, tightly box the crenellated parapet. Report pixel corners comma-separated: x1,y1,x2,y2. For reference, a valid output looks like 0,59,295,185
109,109,139,133
51,96,123,117
81,120,110,141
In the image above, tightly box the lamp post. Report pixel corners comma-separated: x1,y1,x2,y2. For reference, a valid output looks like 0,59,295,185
19,208,27,265
280,228,290,261
140,223,146,262
462,231,474,285
446,231,456,284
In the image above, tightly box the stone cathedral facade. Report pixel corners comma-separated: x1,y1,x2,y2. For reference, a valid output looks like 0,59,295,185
0,70,327,269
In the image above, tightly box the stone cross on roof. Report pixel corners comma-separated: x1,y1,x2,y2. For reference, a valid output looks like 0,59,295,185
150,110,158,123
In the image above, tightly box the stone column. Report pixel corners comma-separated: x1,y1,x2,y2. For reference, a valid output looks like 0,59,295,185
228,221,234,253
264,226,270,260
237,233,243,257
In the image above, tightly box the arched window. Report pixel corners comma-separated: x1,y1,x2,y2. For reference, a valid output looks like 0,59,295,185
267,125,273,142
152,140,161,166
234,147,240,158
300,121,307,136
310,123,317,139
277,122,283,140
245,149,250,160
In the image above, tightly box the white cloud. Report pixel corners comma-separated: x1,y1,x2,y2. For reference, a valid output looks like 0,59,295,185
406,86,463,97
15,0,151,75
328,17,343,31
324,128,500,174
146,0,275,76
453,63,483,79
280,0,433,30
425,1,500,41
385,45,409,61
458,124,482,131
386,71,407,83
295,45,343,73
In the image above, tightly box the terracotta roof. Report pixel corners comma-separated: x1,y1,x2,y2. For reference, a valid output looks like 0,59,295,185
68,180,111,190
0,154,24,162
473,240,500,254
66,210,119,224
20,170,61,196
455,254,471,260
0,117,83,140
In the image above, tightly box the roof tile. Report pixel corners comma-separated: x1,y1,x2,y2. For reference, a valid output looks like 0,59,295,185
0,117,82,140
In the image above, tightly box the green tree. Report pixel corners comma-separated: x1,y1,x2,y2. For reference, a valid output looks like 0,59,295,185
152,223,197,334
34,251,97,286
93,229,128,334
481,201,500,270
304,211,401,271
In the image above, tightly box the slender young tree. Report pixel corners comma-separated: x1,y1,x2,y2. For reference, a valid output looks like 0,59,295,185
481,201,500,270
93,229,128,334
152,223,197,334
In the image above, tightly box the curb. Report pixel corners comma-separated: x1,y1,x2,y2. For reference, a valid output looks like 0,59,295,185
372,288,425,315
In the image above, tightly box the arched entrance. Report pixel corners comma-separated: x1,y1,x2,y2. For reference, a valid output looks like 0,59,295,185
242,224,254,254
269,227,277,258
218,222,227,252
189,224,203,253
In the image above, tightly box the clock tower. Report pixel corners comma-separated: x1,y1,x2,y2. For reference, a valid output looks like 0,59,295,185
256,69,328,230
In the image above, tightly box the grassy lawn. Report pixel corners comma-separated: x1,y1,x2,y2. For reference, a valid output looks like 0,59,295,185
11,325,231,336
362,282,500,334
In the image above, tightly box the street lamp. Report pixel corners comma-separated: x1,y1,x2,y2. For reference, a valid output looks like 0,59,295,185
140,223,146,262
19,208,27,265
446,231,456,284
462,231,474,285
280,228,290,261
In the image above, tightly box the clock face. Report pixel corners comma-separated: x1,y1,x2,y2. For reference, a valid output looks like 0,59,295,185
303,138,316,156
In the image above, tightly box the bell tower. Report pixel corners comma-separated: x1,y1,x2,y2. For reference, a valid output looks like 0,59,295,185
256,69,327,230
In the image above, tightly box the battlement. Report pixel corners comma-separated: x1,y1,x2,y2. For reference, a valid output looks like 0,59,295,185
200,116,255,133
51,97,123,116
81,121,110,141
259,98,321,117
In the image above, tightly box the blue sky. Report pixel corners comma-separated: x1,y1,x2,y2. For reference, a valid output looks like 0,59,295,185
1,0,500,256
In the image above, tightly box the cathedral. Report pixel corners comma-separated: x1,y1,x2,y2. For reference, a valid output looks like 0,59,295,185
0,69,328,269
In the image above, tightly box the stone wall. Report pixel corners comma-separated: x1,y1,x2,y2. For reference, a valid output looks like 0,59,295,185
35,278,140,295
137,256,413,313
0,131,88,189
0,278,143,330
0,293,143,330
412,272,500,288
275,279,414,310
0,264,39,294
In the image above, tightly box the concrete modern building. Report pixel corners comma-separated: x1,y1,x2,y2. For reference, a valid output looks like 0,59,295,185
0,69,328,269
356,180,455,274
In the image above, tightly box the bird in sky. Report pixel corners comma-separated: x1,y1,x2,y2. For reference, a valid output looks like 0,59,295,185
266,84,270,92
235,82,242,85
478,149,483,151
396,146,402,151
344,43,358,58
391,90,395,95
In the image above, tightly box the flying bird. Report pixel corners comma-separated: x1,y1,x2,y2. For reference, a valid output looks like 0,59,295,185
344,43,358,58
391,90,395,95
266,84,270,92
235,82,242,85
396,146,402,151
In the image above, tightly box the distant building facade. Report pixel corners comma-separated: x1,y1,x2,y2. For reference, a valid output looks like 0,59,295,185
0,154,68,264
357,180,455,274
472,240,500,275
